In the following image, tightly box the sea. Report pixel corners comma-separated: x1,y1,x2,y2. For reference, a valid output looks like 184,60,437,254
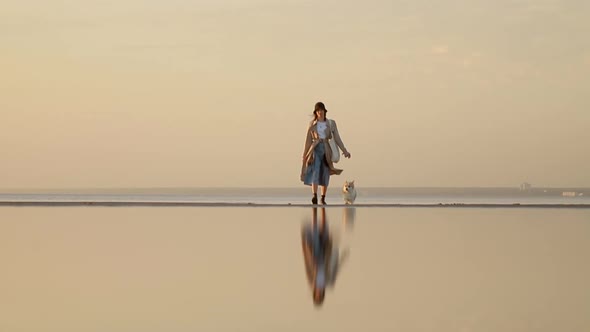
1,187,589,331
1,187,589,205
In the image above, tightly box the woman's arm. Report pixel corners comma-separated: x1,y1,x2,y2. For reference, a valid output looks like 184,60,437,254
331,120,351,157
302,123,313,160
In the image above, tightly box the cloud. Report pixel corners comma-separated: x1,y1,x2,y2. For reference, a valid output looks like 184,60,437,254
462,51,483,68
431,45,449,55
520,0,562,13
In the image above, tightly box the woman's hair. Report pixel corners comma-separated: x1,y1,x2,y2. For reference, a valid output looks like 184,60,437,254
313,102,328,120
313,287,325,306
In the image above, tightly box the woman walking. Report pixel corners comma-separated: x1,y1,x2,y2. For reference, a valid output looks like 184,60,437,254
301,102,351,205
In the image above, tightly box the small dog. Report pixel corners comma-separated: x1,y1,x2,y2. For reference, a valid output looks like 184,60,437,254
342,180,357,205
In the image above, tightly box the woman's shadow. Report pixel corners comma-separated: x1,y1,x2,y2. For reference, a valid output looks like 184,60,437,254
301,207,352,307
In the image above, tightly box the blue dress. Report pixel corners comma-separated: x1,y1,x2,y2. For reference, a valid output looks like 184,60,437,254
303,141,330,187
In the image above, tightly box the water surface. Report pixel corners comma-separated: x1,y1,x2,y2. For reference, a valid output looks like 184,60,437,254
1,206,589,331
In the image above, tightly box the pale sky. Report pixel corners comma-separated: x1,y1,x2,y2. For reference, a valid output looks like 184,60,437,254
1,0,589,189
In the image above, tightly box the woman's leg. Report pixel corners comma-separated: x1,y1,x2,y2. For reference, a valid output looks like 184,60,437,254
311,184,318,204
320,185,328,204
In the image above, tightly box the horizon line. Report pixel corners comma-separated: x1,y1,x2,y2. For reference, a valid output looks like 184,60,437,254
2,185,590,191
1,201,589,208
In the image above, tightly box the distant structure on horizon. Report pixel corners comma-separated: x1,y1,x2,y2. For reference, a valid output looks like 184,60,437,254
562,191,584,197
519,182,532,192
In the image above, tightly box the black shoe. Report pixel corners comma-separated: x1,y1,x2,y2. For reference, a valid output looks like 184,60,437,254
311,195,318,205
321,196,327,205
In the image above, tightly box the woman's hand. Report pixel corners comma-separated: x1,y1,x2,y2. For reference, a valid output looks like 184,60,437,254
343,151,351,159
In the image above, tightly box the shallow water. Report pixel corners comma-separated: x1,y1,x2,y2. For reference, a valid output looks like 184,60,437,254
1,206,589,331
2,187,589,205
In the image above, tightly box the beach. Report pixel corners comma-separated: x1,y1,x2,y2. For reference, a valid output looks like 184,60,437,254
4,0,589,330
1,205,589,331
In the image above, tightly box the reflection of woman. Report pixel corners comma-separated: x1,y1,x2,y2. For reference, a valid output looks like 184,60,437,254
301,207,347,306
301,102,351,205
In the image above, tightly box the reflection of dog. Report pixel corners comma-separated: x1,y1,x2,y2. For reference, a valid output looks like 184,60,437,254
342,180,357,205
342,207,356,231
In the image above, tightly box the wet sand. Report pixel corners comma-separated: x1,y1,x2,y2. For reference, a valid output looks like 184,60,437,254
1,201,590,208
1,206,589,331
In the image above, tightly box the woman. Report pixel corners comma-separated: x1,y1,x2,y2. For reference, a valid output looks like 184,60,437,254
301,102,351,205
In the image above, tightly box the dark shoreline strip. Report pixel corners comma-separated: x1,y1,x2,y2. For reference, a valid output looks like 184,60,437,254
1,201,589,208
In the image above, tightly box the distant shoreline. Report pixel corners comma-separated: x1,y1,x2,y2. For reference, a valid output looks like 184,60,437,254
2,186,589,191
1,201,589,208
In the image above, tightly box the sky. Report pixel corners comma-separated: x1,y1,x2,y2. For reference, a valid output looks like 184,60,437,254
1,0,589,189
